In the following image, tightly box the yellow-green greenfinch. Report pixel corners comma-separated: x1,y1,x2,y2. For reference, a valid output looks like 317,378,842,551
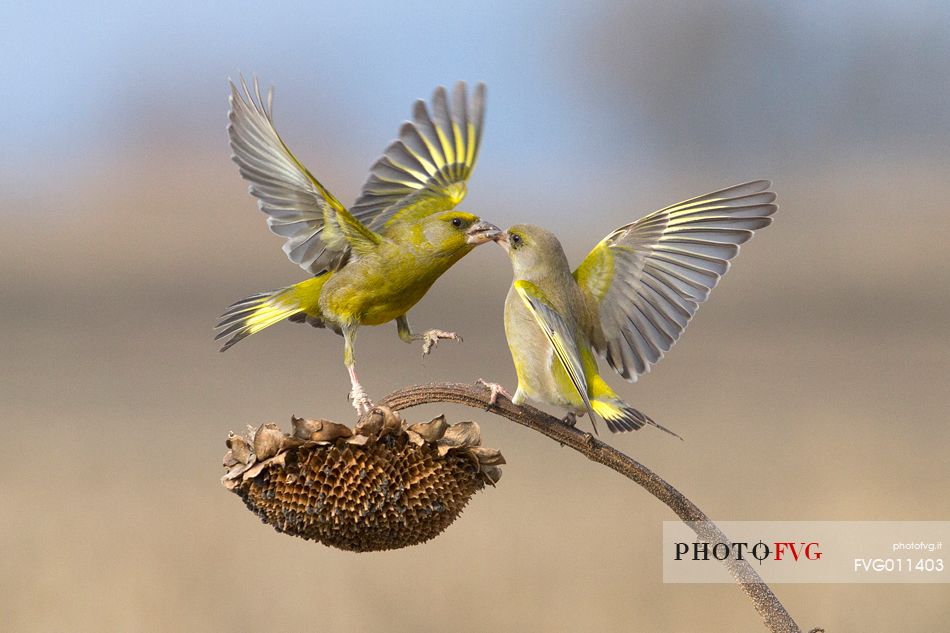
489,181,776,435
216,78,499,413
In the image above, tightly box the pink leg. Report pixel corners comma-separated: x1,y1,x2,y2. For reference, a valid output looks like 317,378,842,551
476,379,512,406
348,365,373,415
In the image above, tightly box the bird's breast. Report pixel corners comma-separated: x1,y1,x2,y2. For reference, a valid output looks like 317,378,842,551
319,250,450,326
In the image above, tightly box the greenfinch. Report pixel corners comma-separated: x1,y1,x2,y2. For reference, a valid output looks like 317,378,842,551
216,78,499,413
490,181,776,435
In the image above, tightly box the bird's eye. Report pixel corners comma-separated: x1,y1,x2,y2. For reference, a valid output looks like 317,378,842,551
451,218,463,228
510,233,522,246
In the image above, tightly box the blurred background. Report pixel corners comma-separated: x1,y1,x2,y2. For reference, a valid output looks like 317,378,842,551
2,1,948,631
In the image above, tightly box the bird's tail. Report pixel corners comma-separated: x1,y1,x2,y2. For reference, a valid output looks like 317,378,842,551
215,273,329,351
591,396,682,439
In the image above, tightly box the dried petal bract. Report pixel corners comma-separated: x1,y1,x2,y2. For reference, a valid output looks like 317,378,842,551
309,421,353,443
253,423,284,460
291,416,326,440
408,415,448,442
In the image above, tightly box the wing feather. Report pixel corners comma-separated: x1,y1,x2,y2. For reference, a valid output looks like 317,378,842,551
575,180,777,381
513,281,598,426
229,77,385,271
228,77,362,273
350,82,486,231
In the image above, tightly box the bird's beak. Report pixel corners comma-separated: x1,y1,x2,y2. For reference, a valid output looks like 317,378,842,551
493,231,509,253
465,221,502,245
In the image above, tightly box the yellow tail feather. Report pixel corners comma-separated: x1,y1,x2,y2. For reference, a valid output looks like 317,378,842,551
215,274,328,351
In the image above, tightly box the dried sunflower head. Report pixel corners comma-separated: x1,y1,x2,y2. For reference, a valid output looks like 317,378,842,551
222,406,503,552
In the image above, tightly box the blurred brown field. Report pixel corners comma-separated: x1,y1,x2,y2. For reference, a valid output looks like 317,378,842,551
2,145,948,631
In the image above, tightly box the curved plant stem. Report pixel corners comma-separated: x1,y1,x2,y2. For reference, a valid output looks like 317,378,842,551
381,382,805,633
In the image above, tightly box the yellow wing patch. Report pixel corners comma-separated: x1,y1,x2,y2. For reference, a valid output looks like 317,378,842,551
572,240,615,303
321,204,383,257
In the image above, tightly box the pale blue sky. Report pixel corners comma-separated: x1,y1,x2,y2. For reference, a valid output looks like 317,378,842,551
2,1,948,204
1,2,594,178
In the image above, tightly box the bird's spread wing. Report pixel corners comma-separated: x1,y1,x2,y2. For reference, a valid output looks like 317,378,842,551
513,280,597,423
229,77,378,273
574,180,777,381
351,82,486,231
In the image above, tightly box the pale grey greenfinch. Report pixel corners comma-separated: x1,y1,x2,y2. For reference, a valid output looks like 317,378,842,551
215,78,499,414
490,181,777,435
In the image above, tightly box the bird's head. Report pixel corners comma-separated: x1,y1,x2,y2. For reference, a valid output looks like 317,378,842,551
420,211,501,256
493,224,571,279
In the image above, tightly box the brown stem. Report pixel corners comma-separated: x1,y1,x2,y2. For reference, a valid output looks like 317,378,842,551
382,382,804,633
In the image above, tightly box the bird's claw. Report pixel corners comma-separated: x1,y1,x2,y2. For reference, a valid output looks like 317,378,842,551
476,379,511,406
561,412,577,428
348,388,374,415
419,329,462,356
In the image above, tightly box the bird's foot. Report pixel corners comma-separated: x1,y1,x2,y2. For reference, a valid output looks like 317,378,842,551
418,329,462,356
561,412,578,428
476,379,512,406
348,388,374,415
